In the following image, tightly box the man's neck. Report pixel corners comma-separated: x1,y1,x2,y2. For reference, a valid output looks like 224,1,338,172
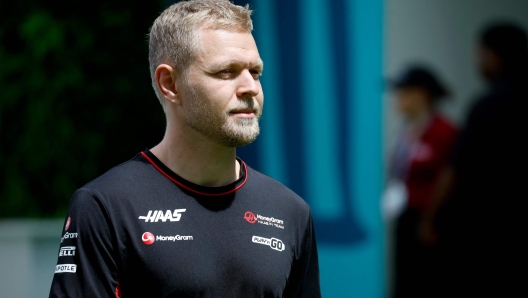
150,127,240,188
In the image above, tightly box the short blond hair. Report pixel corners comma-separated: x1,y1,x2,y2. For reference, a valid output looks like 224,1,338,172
148,0,253,107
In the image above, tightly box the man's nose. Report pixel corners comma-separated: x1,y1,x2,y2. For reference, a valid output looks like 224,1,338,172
236,69,260,98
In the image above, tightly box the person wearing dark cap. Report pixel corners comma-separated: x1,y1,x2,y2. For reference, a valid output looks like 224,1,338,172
386,66,458,298
432,23,528,296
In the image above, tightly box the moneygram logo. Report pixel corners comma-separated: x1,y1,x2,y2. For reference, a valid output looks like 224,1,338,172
142,232,155,245
61,232,78,243
156,235,193,241
64,217,71,231
139,209,186,222
142,232,193,245
252,236,285,252
244,211,284,229
244,211,257,224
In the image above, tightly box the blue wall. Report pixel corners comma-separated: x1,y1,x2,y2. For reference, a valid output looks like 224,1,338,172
235,0,385,296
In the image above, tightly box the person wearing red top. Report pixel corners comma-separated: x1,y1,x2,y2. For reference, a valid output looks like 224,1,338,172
387,66,458,298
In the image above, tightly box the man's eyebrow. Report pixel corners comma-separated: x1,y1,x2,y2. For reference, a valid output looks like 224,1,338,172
209,59,264,71
253,59,264,70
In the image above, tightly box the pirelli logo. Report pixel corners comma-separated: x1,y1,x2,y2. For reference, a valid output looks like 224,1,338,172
59,246,76,257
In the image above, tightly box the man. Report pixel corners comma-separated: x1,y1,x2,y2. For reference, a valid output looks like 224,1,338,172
49,1,321,297
424,23,527,296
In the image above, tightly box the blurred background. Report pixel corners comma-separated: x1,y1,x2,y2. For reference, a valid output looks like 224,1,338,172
1,0,527,297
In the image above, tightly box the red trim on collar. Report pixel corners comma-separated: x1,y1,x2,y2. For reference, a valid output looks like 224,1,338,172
140,151,247,197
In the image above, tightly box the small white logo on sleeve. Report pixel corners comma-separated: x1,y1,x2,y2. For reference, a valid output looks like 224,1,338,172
252,236,285,252
61,232,78,243
139,209,186,222
59,246,76,257
55,264,77,273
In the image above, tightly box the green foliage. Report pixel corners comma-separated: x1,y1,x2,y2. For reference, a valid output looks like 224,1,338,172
0,1,166,217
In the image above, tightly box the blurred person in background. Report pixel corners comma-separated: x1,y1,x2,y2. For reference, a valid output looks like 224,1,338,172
386,66,458,298
423,23,528,296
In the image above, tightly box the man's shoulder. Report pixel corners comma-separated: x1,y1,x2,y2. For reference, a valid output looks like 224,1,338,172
244,165,310,212
78,152,151,197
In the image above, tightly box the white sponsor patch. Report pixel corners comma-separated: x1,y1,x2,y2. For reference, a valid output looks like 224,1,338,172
55,264,77,273
252,236,285,251
59,246,76,257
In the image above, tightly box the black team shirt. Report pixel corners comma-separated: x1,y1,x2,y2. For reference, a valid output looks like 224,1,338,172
49,150,321,297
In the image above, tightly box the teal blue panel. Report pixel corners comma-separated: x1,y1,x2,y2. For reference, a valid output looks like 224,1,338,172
300,0,345,219
252,0,288,185
316,0,385,297
249,0,385,296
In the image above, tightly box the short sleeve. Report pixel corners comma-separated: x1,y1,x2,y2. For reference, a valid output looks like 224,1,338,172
283,210,321,298
49,188,119,298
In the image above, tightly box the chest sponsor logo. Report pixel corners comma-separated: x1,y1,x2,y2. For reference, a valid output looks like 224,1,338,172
252,236,285,252
64,217,71,231
141,231,193,245
139,209,186,222
244,211,257,223
61,232,78,243
142,232,155,245
244,211,284,229
59,246,76,257
55,264,77,273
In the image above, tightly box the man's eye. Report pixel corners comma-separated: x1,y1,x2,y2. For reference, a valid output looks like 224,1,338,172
214,69,235,79
217,69,233,77
250,70,262,79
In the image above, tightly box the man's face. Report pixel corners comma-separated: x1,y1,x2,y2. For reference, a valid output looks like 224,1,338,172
180,27,264,148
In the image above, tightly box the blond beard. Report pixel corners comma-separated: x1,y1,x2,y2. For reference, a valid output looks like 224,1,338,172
183,82,261,148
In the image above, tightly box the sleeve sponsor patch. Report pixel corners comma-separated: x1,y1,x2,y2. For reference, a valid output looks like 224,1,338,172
59,246,76,257
55,264,77,273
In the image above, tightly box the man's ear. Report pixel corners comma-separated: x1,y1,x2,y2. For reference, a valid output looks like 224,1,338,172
155,64,181,105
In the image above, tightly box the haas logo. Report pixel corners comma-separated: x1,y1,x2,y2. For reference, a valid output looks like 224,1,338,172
139,209,186,222
244,211,257,224
142,232,155,245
